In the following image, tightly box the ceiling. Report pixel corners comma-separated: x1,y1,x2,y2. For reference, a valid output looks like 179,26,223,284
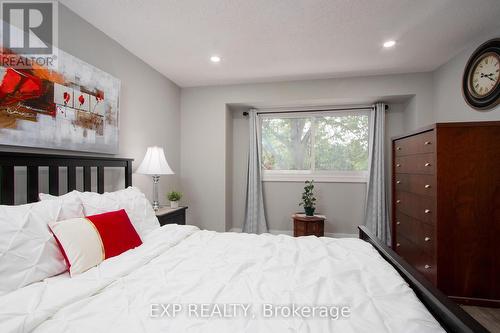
60,0,500,87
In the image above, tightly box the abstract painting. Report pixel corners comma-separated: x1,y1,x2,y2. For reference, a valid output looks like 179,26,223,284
0,48,120,154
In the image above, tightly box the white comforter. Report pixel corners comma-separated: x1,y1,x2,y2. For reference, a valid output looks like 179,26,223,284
0,225,444,333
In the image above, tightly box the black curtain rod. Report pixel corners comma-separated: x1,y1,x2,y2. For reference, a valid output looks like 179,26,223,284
242,105,388,116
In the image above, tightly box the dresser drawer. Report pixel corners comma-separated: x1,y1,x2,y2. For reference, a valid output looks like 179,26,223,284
395,191,436,224
394,233,410,259
413,252,437,285
395,234,436,285
395,234,418,263
394,130,435,156
395,211,413,242
416,222,435,255
394,174,435,197
395,153,435,174
395,211,435,255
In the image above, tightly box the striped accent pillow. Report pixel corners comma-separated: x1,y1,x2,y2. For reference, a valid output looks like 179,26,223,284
49,209,142,276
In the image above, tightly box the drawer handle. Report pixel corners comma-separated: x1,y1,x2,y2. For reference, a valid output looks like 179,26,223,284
396,147,402,151
424,162,431,167
424,184,431,189
396,180,401,184
424,264,431,269
424,209,431,214
424,237,431,242
396,200,401,204
396,243,401,247
424,141,432,145
396,164,401,167
396,221,401,225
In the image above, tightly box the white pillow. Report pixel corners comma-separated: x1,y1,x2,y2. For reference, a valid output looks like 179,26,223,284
38,190,85,220
41,187,160,238
0,197,84,295
49,217,104,276
82,187,160,238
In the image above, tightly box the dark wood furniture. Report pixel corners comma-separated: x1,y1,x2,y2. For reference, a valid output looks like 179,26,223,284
359,226,487,333
392,121,500,307
292,213,325,237
0,151,133,204
0,151,488,332
155,206,187,226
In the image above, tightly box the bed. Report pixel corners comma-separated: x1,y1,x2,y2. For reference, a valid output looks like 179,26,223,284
0,152,487,333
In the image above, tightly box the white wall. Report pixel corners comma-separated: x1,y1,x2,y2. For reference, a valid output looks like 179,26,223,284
4,4,181,205
180,73,433,232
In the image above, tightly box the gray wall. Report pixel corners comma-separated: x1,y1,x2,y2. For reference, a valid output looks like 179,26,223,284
5,4,181,206
180,73,433,233
433,29,500,122
180,31,500,234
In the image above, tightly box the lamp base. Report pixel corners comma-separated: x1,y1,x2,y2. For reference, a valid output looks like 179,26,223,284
152,175,160,211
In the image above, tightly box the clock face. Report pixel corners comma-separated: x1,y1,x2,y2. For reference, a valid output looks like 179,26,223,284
462,38,500,110
469,52,500,98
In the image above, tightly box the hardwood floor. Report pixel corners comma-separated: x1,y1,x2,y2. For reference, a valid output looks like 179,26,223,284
462,306,500,332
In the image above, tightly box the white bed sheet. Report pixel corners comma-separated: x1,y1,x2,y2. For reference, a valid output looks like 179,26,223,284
0,225,444,333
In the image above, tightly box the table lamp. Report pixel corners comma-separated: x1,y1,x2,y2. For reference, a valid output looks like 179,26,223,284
136,146,174,211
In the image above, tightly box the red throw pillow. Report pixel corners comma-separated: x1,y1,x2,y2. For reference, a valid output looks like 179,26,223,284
49,209,142,276
86,209,143,259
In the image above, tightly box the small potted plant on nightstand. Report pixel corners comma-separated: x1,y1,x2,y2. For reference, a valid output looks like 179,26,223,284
299,180,316,216
167,191,182,208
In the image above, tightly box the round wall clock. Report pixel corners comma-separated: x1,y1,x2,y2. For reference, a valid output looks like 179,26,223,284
462,38,500,110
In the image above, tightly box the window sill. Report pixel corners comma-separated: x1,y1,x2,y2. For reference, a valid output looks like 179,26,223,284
262,173,368,183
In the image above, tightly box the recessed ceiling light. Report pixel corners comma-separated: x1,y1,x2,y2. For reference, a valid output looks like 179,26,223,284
383,40,396,48
210,55,221,63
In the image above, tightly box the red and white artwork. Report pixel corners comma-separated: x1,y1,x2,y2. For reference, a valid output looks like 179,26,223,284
54,83,74,107
0,47,120,153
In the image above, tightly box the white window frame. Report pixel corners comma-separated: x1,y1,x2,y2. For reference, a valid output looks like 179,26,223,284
260,110,370,183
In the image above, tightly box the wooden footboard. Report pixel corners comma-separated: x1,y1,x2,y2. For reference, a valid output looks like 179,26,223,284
358,226,487,333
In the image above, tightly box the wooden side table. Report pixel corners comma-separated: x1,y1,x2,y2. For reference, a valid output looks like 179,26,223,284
292,213,325,237
155,206,188,226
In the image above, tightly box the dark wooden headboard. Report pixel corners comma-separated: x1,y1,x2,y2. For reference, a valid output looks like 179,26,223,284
0,151,133,205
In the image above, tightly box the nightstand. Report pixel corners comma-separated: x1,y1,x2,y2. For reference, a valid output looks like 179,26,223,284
292,213,325,237
155,206,188,226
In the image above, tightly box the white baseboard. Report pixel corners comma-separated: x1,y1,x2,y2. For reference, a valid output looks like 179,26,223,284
228,227,356,238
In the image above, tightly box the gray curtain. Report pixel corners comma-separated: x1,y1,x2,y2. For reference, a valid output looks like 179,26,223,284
243,109,269,234
364,102,390,244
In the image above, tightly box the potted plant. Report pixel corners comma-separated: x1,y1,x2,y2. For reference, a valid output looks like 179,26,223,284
167,191,182,208
299,180,316,216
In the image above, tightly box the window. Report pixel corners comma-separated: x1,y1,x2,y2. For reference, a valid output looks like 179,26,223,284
261,111,370,182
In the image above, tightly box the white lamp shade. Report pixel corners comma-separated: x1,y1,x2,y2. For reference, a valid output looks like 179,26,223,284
136,146,174,175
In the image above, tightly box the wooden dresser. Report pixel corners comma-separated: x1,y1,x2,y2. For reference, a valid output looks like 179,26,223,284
392,122,500,307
